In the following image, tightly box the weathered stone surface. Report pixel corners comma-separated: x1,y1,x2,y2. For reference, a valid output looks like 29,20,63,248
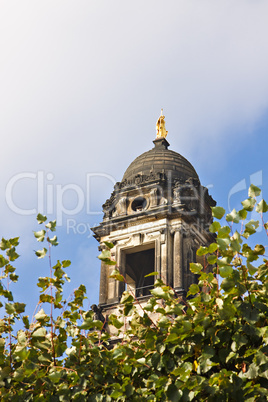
122,138,199,184
92,137,216,320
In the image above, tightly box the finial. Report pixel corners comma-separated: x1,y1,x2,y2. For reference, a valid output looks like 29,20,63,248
156,109,168,139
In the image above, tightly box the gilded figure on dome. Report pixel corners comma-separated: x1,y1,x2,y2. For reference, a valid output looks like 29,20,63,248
156,109,168,138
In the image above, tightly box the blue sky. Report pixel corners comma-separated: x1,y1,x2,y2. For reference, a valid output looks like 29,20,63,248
1,0,268,317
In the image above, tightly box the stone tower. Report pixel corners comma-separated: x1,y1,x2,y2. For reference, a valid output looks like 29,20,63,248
92,111,215,318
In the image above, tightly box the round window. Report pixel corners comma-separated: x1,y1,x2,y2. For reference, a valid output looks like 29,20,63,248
131,197,147,212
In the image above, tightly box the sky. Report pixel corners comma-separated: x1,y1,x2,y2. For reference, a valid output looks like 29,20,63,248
1,0,268,317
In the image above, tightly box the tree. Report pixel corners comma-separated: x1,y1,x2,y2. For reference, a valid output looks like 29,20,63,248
1,185,268,401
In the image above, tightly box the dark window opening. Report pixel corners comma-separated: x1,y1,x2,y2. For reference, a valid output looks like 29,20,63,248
125,248,155,297
131,197,147,212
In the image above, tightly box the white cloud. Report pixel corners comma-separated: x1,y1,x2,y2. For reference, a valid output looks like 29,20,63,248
1,0,268,306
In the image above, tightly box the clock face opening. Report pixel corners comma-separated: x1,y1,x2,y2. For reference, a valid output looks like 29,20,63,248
131,197,147,212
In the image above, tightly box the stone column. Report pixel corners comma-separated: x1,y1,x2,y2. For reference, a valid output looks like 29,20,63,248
99,260,107,305
161,243,167,283
167,229,173,288
107,267,117,302
155,238,161,278
173,229,183,289
118,251,125,300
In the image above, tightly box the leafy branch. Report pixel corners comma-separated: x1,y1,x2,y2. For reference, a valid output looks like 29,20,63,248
1,185,268,400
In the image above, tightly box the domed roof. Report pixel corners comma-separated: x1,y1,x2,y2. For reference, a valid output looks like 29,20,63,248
122,138,199,183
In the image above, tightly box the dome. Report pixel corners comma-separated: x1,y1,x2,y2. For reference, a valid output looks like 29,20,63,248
122,138,199,183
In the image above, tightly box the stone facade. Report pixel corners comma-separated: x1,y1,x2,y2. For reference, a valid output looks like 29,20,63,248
92,137,216,330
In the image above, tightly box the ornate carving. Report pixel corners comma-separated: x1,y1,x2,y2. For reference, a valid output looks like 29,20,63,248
173,186,183,206
149,187,158,207
135,175,142,185
116,196,128,216
91,304,105,323
102,173,167,218
172,179,201,213
101,169,215,222
119,172,165,189
159,196,168,206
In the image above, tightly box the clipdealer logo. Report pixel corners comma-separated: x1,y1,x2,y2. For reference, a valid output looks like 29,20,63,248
5,171,116,236
5,170,263,236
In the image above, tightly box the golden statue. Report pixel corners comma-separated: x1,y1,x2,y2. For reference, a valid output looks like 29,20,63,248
156,109,168,139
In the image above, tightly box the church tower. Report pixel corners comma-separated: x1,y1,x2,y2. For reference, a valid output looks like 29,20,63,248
92,111,215,320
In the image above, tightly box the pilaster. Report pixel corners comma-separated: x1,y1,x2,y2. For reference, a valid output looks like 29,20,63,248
173,228,183,290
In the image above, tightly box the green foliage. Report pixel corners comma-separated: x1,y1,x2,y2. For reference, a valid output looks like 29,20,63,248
98,243,116,265
1,186,268,400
